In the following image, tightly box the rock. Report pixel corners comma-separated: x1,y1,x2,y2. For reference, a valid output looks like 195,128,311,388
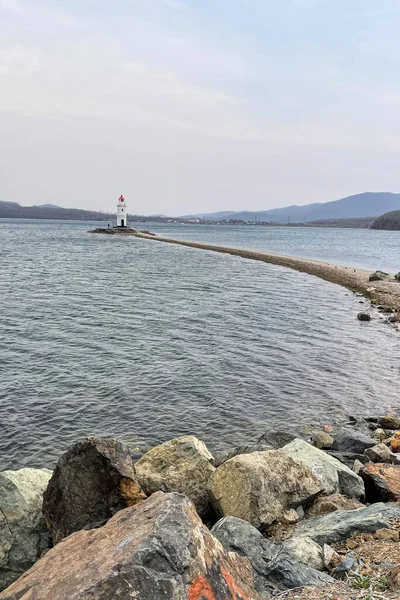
293,502,400,545
1,492,263,600
334,553,356,576
364,443,398,463
323,544,341,569
353,459,364,475
257,430,303,448
281,439,365,500
281,439,339,495
43,437,146,545
388,565,400,592
326,450,368,469
357,312,371,321
373,428,387,443
332,428,376,454
379,414,400,430
375,528,399,541
134,435,215,517
210,450,323,530
211,516,332,595
361,463,400,502
213,444,272,467
283,537,324,571
296,506,305,520
369,271,394,282
323,424,333,433
280,510,299,525
306,494,364,517
0,468,52,592
312,432,334,450
391,431,400,452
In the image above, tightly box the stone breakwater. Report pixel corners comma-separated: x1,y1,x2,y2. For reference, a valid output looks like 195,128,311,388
3,415,400,598
133,232,400,312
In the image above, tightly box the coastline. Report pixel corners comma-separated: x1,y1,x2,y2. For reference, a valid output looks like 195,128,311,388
133,232,400,311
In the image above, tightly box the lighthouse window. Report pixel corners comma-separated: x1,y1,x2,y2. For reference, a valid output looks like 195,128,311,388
122,208,123,211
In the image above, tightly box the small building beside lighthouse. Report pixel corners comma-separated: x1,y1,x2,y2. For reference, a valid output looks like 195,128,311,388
116,194,127,227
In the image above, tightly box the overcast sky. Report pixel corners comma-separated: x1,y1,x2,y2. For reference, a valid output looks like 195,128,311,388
1,0,400,216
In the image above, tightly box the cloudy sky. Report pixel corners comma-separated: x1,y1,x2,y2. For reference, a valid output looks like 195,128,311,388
1,0,400,215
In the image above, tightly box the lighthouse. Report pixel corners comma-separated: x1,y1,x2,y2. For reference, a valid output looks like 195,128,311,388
116,194,127,227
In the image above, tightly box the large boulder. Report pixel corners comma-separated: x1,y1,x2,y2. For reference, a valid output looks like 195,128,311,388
293,502,400,545
281,439,365,499
361,463,400,502
0,468,52,592
0,492,263,600
134,436,215,517
211,516,333,596
209,450,323,529
331,429,376,454
43,437,146,544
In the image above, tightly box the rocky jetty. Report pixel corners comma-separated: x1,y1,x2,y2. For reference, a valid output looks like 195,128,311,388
89,227,156,236
2,414,400,598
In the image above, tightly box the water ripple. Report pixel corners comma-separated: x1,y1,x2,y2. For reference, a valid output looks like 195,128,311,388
0,220,399,470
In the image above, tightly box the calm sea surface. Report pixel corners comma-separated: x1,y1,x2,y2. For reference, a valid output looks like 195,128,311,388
1,219,399,470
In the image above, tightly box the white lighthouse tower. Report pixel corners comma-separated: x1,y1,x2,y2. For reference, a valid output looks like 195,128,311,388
116,194,127,228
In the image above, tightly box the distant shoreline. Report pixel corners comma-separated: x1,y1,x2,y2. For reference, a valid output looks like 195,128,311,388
133,232,400,311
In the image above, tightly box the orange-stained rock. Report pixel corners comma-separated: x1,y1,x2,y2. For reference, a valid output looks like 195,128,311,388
361,463,400,502
0,492,263,600
391,431,400,453
43,437,146,544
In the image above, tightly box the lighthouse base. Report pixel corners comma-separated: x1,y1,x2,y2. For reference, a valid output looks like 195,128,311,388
89,227,156,236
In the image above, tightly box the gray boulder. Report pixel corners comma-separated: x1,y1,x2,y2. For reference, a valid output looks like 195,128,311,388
1,493,263,600
281,439,365,500
325,450,368,469
332,429,376,454
0,468,52,591
135,435,215,517
294,502,400,545
257,430,302,448
283,536,324,571
213,443,273,467
43,437,146,545
210,450,323,529
365,443,399,464
281,439,339,495
211,516,333,595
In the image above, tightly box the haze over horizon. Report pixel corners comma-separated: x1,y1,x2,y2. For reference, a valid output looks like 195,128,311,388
2,1,400,216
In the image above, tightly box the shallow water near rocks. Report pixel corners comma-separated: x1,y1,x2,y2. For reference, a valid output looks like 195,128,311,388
0,220,399,470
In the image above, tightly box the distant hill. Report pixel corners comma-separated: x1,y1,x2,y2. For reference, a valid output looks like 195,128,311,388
191,192,400,223
0,201,114,221
371,210,400,230
34,203,61,209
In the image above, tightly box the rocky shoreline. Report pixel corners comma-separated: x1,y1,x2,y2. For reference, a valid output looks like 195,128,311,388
2,415,400,598
133,232,400,316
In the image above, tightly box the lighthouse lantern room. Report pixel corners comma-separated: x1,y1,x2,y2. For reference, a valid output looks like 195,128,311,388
116,194,127,227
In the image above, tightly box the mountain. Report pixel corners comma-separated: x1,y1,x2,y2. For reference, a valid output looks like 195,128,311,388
34,203,61,208
0,201,115,221
371,210,400,230
194,192,400,223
